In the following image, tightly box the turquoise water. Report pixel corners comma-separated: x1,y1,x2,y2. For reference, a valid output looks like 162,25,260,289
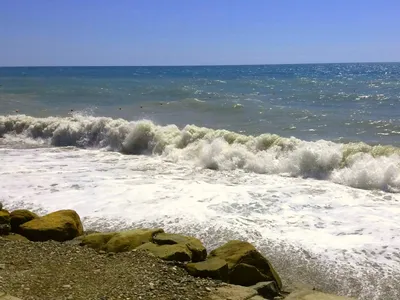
1,63,400,145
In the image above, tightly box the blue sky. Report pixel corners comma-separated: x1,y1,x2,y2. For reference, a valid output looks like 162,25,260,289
1,0,399,66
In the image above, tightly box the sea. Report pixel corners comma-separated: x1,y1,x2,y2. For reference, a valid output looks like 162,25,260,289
0,64,400,299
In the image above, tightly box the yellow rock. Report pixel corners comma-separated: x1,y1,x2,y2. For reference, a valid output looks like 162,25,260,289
10,209,39,233
186,257,228,280
20,210,83,242
136,242,192,261
104,228,164,253
0,210,10,225
153,232,207,262
76,232,117,251
209,240,282,288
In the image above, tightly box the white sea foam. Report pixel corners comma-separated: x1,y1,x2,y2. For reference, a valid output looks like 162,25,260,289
1,114,400,192
0,147,399,299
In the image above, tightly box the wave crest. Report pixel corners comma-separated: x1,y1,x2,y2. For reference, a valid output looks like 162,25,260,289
1,114,400,192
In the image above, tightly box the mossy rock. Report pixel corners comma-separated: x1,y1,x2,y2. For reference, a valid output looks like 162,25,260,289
105,228,164,253
209,240,282,288
0,224,11,235
19,209,83,242
137,242,192,261
229,263,270,286
2,233,29,242
76,232,117,251
153,233,207,262
186,257,228,281
10,209,39,233
0,210,10,225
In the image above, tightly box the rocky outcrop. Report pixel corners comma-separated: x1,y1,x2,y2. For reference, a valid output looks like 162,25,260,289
19,210,83,242
10,209,38,233
153,232,207,262
104,228,164,253
185,257,228,281
0,210,11,235
209,240,282,288
136,242,192,261
75,232,117,250
0,210,10,225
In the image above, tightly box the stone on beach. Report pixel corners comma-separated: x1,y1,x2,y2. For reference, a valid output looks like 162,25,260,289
104,228,164,253
136,242,193,261
153,232,207,262
185,257,229,281
10,209,39,233
19,210,83,242
209,240,282,288
0,210,10,225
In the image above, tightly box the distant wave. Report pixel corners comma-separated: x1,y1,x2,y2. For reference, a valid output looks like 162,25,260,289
1,114,400,192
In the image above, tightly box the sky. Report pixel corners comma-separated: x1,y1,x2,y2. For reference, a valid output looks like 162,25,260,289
0,0,399,66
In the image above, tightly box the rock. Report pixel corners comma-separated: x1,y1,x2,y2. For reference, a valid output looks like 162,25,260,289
9,209,39,233
153,233,207,262
230,263,271,287
250,281,280,299
209,240,282,288
75,232,117,251
206,285,258,300
0,202,2,210
185,257,228,281
285,289,355,300
0,210,10,225
104,228,164,253
1,233,28,242
0,224,10,235
136,242,192,261
19,210,83,242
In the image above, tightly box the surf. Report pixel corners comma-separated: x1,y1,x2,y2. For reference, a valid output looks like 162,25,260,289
1,113,400,192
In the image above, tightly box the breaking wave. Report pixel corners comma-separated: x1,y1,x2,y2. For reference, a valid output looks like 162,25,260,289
1,114,400,192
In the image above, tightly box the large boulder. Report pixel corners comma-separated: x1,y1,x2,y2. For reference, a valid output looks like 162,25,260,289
209,240,282,288
104,228,164,253
153,232,207,262
0,210,10,225
10,209,39,233
76,232,117,251
185,257,228,281
136,242,192,261
19,210,83,242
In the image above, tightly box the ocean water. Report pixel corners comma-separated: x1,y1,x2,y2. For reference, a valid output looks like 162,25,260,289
1,64,400,299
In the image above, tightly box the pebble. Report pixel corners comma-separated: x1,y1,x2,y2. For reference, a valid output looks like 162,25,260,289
0,264,5,270
62,285,72,289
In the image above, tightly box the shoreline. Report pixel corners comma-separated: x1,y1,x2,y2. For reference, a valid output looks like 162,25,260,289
0,204,355,300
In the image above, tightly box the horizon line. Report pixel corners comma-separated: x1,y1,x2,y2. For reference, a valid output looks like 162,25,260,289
0,61,399,68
